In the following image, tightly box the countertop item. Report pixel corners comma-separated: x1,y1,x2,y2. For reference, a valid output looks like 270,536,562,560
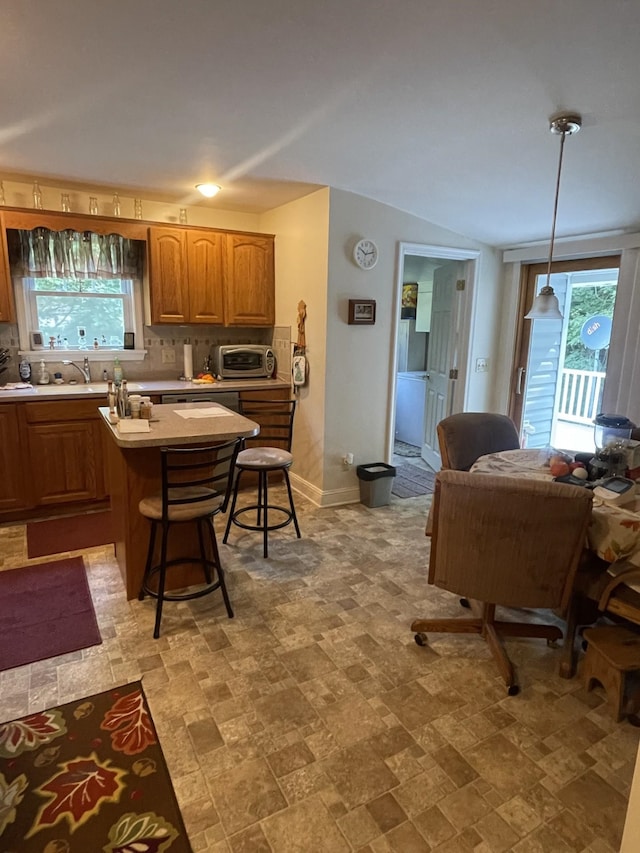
0,377,290,402
98,402,260,448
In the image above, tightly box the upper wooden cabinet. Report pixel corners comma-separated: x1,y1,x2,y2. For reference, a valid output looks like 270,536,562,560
0,214,15,324
187,230,225,324
224,234,275,326
148,226,274,326
148,227,189,323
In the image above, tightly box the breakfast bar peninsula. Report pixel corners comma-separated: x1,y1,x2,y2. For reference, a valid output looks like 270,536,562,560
99,402,259,599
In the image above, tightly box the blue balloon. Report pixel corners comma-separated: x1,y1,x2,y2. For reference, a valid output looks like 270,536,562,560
580,314,612,350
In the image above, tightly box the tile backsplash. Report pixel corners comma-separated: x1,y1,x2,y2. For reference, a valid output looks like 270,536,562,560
0,325,292,384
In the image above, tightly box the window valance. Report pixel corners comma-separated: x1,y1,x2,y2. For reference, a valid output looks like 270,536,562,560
8,228,144,279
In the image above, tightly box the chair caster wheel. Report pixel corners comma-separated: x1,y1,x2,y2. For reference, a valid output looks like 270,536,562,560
460,598,471,609
414,633,428,647
507,684,520,696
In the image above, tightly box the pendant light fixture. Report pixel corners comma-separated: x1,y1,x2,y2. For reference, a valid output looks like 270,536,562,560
524,112,582,320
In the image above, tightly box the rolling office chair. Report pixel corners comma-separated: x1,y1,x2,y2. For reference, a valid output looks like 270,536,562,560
413,469,593,694
138,438,241,638
437,412,521,471
223,397,300,557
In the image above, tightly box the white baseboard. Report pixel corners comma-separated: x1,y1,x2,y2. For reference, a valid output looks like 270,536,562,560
289,472,361,508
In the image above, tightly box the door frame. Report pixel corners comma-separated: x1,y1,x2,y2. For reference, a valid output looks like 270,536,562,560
509,255,621,437
387,242,480,464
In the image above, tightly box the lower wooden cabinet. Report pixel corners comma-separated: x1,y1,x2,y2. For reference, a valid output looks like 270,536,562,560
0,405,29,511
24,399,108,509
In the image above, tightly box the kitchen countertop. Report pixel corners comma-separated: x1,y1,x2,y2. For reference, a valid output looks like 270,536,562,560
98,402,260,448
0,377,290,402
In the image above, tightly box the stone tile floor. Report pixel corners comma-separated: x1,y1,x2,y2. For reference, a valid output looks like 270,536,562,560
1,489,638,852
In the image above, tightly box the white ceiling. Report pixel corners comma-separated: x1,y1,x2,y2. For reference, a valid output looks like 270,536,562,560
2,0,639,248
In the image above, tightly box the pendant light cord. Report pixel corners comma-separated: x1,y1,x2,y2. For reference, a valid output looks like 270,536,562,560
544,129,567,290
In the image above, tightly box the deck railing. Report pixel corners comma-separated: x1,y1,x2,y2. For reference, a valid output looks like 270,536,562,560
557,367,605,424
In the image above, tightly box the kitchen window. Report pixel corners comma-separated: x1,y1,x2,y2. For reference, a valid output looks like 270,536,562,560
8,227,145,356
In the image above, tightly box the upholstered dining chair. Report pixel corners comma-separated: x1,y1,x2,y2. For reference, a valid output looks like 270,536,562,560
412,469,593,694
223,397,301,557
138,438,241,639
437,412,520,471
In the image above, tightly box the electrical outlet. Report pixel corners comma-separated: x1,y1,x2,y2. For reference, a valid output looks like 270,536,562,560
475,357,488,373
162,348,176,365
342,452,354,469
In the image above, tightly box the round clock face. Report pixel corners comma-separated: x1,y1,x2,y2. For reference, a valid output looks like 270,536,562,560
353,239,379,270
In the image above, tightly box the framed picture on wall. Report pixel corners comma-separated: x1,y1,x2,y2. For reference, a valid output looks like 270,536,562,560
348,299,376,325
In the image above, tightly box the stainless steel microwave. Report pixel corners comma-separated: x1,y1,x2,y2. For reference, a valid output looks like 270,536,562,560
212,344,275,379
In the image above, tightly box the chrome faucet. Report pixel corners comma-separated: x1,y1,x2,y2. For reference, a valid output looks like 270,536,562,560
63,357,91,383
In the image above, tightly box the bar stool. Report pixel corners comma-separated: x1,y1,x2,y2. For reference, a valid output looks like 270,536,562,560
223,398,300,557
138,438,241,638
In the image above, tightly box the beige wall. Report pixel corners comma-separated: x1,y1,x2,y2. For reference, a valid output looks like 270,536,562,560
259,189,330,501
0,177,262,232
323,188,498,500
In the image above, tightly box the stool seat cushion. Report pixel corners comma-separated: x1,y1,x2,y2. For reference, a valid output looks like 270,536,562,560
236,446,293,470
139,487,223,521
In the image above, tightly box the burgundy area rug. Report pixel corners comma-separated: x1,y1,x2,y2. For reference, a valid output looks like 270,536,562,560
27,509,114,559
0,557,101,671
0,682,193,852
391,463,437,498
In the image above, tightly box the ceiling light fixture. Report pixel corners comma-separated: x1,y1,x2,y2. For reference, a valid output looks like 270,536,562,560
524,112,582,320
195,183,221,198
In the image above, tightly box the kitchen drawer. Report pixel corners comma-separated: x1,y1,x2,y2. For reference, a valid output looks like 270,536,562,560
25,399,103,423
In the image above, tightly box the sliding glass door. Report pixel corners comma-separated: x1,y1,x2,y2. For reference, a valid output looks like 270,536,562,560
510,256,620,452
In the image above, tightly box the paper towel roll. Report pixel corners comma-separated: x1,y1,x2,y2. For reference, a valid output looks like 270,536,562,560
183,343,193,380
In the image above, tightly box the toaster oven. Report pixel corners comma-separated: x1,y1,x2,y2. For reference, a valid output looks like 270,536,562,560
212,344,275,379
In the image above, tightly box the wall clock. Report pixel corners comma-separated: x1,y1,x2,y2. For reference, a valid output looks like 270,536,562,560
353,239,379,270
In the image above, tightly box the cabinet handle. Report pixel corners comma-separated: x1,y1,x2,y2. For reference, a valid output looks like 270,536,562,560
516,366,525,395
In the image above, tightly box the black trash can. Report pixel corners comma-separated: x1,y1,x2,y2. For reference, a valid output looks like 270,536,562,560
356,462,397,507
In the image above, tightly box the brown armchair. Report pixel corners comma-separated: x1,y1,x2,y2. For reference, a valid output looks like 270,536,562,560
437,412,520,471
412,470,593,694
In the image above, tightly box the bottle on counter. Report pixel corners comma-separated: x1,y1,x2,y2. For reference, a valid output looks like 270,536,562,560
107,379,117,414
117,379,129,418
37,360,50,385
113,356,123,386
19,357,32,382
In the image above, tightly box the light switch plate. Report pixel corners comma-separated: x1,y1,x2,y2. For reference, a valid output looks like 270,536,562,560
475,357,488,373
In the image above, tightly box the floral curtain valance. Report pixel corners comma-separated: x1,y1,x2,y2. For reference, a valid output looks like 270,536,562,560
8,228,144,279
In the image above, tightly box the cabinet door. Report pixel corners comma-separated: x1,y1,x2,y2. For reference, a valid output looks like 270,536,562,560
148,227,189,323
28,422,100,505
0,405,28,510
224,235,275,326
187,230,225,324
0,215,15,323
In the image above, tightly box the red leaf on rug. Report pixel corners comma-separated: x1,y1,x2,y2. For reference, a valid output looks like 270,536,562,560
100,689,157,756
0,710,67,759
29,753,126,834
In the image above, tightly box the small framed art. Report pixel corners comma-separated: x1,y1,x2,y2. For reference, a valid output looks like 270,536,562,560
348,299,376,325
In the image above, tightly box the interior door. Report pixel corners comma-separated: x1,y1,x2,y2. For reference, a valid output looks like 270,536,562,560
510,256,620,452
422,260,462,468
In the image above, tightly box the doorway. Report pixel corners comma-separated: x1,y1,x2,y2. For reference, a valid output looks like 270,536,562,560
390,243,479,470
510,256,620,452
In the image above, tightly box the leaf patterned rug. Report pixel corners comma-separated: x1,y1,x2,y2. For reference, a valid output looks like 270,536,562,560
0,682,192,852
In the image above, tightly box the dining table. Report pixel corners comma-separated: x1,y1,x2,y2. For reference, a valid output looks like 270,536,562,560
469,448,640,579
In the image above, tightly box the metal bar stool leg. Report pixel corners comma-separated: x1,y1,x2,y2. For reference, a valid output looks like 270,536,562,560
196,518,213,584
139,520,158,601
283,469,301,539
223,469,243,544
261,470,269,558
207,518,233,618
153,520,170,640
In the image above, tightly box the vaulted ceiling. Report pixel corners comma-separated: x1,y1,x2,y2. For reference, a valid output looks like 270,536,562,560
2,0,639,248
